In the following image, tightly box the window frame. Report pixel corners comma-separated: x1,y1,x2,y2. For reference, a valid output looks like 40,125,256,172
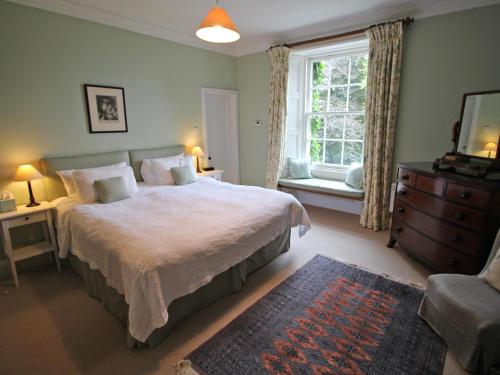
303,40,369,174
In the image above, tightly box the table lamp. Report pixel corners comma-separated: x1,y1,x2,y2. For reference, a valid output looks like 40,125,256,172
191,146,205,173
13,164,43,207
484,142,497,158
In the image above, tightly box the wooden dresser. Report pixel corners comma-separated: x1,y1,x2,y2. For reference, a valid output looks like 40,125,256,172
388,162,500,274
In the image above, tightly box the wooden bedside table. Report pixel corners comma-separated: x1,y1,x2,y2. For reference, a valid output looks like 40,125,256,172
197,169,224,181
0,201,61,287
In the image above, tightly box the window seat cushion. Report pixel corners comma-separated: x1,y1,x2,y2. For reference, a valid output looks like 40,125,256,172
278,178,364,199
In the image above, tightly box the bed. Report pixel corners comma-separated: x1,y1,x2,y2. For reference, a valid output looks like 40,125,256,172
41,146,311,348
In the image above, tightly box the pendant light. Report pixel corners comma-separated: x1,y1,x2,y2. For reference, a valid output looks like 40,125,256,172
196,0,240,43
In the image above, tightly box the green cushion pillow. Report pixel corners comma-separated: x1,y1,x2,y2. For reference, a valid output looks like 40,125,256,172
171,165,196,185
288,158,312,179
345,165,363,190
94,176,131,203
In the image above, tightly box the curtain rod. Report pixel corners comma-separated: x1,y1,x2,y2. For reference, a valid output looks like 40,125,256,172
269,17,414,51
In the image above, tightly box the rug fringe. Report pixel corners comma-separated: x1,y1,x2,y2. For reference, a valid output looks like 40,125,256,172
318,253,425,290
175,359,199,375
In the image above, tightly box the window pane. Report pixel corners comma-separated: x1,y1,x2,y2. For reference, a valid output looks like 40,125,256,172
348,85,365,111
309,115,324,138
350,55,368,84
329,87,347,112
330,57,349,85
344,115,365,140
310,140,324,163
325,141,342,164
312,89,328,112
326,115,343,139
343,142,363,165
312,60,329,87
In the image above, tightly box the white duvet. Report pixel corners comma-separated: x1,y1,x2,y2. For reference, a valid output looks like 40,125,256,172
54,178,310,342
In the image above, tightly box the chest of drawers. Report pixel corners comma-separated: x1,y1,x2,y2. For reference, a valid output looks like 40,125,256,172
388,162,500,274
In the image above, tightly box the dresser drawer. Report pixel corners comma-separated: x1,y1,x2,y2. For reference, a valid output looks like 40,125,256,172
396,184,485,232
415,174,445,197
7,212,47,228
392,220,477,274
445,183,490,210
392,200,481,257
397,167,416,187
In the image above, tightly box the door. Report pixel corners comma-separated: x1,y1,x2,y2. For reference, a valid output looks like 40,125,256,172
201,88,239,184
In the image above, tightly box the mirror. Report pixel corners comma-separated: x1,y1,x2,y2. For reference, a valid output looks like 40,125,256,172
456,90,500,159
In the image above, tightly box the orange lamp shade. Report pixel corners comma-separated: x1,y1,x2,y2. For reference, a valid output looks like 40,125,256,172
196,6,240,43
484,142,497,151
191,146,205,157
13,164,43,182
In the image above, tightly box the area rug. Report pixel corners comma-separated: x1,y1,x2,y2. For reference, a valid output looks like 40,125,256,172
185,255,446,375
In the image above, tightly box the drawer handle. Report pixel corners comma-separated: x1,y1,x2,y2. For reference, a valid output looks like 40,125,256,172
451,234,461,242
395,226,403,233
397,207,405,213
401,173,410,180
24,217,30,221
398,188,407,195
455,212,465,221
459,191,471,199
447,258,458,267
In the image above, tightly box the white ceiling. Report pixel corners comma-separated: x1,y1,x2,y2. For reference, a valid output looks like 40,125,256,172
10,0,500,56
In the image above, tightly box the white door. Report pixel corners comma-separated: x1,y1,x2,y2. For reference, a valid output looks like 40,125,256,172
201,88,239,184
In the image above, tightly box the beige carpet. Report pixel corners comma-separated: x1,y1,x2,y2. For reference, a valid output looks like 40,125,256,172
0,205,465,375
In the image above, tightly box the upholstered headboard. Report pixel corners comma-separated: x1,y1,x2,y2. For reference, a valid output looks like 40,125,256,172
40,145,185,201
129,145,185,182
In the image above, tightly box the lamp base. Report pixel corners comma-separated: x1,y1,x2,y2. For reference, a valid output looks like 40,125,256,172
26,180,40,207
26,202,40,208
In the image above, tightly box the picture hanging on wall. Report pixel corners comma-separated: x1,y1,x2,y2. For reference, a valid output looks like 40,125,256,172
84,84,128,133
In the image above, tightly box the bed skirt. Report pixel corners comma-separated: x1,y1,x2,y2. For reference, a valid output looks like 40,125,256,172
68,228,291,348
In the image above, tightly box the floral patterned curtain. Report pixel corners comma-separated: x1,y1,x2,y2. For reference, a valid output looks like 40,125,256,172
360,21,403,231
265,46,290,189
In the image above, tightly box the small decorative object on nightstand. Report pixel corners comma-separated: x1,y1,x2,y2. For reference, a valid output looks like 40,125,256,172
191,146,205,173
0,202,61,287
197,169,224,181
13,164,43,207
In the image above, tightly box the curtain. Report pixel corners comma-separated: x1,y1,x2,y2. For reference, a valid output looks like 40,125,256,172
360,21,404,231
265,46,290,189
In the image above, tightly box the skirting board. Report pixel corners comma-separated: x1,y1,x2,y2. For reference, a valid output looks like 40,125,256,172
282,188,363,215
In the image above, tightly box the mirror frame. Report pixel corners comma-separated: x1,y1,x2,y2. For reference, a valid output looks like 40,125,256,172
453,89,500,161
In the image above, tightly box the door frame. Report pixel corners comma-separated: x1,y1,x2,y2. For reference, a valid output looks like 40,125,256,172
201,87,239,184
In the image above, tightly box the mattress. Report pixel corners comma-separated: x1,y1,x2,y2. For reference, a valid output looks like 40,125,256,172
53,178,310,342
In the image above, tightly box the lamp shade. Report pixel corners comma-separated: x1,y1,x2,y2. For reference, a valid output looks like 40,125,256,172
13,164,43,182
196,6,240,43
485,142,497,151
191,146,205,157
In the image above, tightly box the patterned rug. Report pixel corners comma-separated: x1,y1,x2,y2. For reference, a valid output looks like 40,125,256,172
186,255,446,375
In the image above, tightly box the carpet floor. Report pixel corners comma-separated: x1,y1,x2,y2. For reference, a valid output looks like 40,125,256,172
188,255,446,375
0,205,465,375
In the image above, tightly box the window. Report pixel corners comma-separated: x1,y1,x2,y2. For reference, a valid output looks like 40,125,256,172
304,43,368,170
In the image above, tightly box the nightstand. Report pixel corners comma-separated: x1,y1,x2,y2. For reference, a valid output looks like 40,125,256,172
0,201,61,287
198,169,224,181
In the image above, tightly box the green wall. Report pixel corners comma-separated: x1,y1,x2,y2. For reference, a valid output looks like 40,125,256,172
236,53,271,186
0,1,236,204
236,4,500,186
395,4,500,164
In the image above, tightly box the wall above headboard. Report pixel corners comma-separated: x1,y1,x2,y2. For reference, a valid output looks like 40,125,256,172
0,1,236,204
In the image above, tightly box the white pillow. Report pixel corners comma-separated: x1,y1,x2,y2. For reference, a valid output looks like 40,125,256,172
140,154,184,185
479,246,500,291
150,158,183,185
57,162,126,197
183,155,197,176
72,165,138,203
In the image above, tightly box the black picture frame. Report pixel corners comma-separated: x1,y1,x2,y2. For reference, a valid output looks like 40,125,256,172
84,84,128,133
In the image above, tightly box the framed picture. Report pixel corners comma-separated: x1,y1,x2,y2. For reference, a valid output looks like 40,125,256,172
84,84,128,133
